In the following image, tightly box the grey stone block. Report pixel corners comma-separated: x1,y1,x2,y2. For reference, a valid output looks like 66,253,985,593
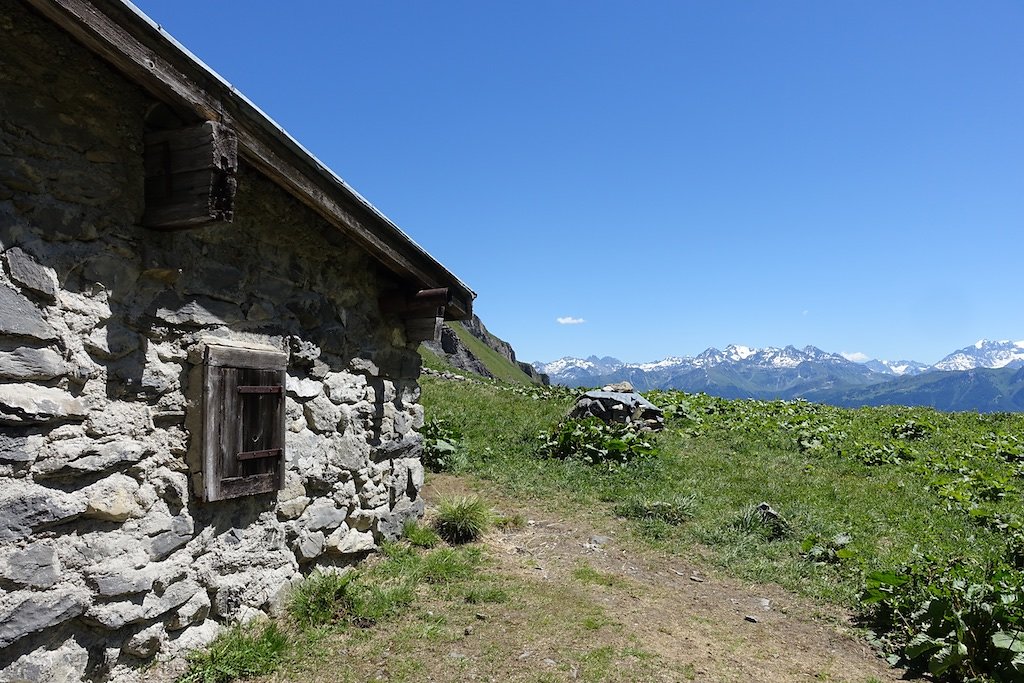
298,498,347,531
293,530,325,562
4,246,59,301
0,480,85,542
83,322,141,360
0,346,65,380
142,578,202,619
0,284,56,340
1,541,60,588
0,433,34,463
84,599,145,630
124,623,165,658
34,438,150,479
0,586,90,648
0,636,89,683
0,383,86,426
167,590,210,631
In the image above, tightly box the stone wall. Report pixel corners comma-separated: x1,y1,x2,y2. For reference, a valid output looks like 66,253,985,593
0,4,425,681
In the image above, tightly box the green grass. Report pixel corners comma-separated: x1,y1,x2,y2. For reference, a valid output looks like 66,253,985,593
178,542,488,683
420,374,1024,680
446,321,539,384
179,621,289,683
572,564,630,590
288,570,361,628
434,495,492,544
402,519,441,548
421,377,1020,603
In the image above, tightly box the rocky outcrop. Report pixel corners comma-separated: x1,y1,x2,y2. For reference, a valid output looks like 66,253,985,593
424,316,549,385
424,325,493,379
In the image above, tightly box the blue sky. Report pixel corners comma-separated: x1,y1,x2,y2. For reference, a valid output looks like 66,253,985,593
132,1,1023,365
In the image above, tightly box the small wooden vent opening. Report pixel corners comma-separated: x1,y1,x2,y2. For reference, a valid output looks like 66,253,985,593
144,120,238,230
202,345,287,502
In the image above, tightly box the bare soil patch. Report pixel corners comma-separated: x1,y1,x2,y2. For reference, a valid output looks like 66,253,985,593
406,474,901,683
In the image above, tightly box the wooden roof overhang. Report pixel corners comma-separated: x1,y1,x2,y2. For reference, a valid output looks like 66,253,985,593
23,0,474,321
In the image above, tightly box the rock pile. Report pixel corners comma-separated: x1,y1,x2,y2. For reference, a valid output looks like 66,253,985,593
568,382,664,431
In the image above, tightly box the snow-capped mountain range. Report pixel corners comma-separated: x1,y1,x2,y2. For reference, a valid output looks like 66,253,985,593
931,339,1024,371
533,340,1024,406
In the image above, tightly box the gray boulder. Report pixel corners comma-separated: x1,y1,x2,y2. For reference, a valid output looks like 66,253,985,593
568,383,664,431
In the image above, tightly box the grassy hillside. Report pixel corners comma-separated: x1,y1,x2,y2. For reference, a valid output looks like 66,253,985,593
444,321,540,385
421,377,1024,681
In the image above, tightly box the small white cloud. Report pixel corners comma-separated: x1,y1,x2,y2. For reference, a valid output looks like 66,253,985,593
556,316,586,325
841,351,870,362
802,310,809,316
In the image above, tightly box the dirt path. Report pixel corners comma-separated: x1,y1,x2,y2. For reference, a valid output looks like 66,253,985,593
424,475,901,683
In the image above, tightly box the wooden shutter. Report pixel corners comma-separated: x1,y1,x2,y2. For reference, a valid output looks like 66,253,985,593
144,121,237,229
203,345,287,502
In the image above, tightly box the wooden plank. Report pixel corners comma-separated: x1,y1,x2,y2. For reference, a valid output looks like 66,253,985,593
144,122,236,229
220,473,278,498
205,345,287,370
144,122,237,176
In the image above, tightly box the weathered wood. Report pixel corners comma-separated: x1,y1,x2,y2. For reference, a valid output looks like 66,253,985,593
380,287,450,316
236,448,282,462
202,346,286,501
219,473,278,499
405,316,444,343
237,385,283,394
205,345,287,370
143,121,237,229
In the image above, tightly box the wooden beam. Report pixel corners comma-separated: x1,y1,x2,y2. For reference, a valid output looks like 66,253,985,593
405,316,444,344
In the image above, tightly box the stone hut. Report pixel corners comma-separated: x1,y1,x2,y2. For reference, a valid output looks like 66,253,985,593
0,1,475,680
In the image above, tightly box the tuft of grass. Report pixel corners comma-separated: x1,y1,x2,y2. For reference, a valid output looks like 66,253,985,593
614,493,697,525
352,583,416,625
287,570,360,628
420,547,482,584
494,512,527,530
462,582,509,604
434,495,491,544
179,620,289,683
402,519,441,548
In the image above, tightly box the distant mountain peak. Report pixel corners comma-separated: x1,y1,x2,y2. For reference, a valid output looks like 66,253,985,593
934,340,1024,371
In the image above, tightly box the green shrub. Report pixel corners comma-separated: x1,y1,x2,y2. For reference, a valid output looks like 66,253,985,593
539,417,655,467
800,532,856,565
861,553,1024,681
434,495,491,544
179,621,289,683
422,418,466,472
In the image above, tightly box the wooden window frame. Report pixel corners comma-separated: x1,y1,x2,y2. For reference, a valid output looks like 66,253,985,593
202,345,287,502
